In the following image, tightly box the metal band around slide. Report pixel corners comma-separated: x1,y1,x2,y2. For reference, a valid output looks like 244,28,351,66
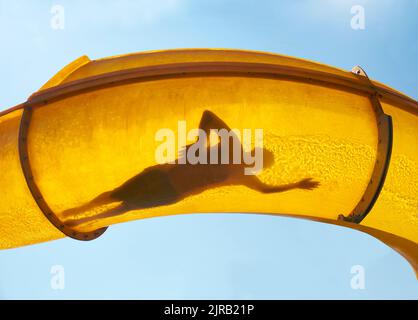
339,66,393,224
18,106,108,241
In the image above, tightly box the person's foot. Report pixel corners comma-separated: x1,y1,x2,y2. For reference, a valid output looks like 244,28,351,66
297,178,320,190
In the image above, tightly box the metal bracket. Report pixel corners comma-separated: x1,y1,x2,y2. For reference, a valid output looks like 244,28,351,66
18,106,108,241
338,66,393,224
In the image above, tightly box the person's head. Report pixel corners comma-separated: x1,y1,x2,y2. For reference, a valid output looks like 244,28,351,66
262,148,275,169
250,147,275,171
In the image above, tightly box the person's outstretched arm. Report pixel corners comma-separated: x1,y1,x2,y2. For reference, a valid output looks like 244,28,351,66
244,177,320,194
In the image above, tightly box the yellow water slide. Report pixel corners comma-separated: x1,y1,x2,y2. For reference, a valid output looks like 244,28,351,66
0,49,417,275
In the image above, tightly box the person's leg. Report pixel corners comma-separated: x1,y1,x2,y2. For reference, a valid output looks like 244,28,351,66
64,202,130,227
60,191,114,219
65,194,180,228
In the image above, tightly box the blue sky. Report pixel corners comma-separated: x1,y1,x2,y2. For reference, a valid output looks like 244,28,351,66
0,0,417,299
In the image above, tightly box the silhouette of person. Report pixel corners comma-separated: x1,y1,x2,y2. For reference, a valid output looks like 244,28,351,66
62,110,319,227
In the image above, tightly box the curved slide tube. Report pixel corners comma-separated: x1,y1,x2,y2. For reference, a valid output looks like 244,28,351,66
0,49,416,276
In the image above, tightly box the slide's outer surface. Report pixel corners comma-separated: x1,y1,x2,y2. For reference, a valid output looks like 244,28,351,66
0,49,417,275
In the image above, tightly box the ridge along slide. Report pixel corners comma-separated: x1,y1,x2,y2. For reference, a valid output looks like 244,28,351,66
0,49,417,276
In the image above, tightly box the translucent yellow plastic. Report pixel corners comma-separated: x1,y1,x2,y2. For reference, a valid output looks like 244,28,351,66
0,49,416,276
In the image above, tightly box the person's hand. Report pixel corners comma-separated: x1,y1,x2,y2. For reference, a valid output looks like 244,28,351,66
297,178,320,190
